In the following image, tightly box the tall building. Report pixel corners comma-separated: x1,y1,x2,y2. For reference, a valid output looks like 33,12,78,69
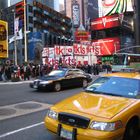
9,0,59,11
0,0,8,10
65,0,84,26
1,0,72,64
64,0,98,28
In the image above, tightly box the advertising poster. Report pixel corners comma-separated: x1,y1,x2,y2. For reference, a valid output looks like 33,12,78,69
91,14,120,30
101,0,134,16
92,37,120,55
28,32,43,63
0,20,8,58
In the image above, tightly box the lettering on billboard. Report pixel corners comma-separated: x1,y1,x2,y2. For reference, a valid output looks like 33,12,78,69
0,20,8,58
72,3,80,28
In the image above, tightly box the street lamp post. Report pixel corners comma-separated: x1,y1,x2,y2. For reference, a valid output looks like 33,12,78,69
12,9,18,65
14,31,17,65
24,0,28,62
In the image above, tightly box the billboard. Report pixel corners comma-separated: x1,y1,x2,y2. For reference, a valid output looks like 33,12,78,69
72,3,80,28
92,37,120,55
75,31,90,42
101,0,134,16
91,14,120,30
0,20,8,58
28,32,43,64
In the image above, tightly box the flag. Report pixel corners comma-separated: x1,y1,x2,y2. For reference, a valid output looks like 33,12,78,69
16,28,23,40
9,29,23,43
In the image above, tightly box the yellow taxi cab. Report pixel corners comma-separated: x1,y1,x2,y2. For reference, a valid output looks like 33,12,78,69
44,72,140,140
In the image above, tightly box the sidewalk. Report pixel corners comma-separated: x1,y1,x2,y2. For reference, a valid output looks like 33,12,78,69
0,79,34,85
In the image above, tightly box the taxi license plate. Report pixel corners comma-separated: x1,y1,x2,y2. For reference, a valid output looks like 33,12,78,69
60,128,72,140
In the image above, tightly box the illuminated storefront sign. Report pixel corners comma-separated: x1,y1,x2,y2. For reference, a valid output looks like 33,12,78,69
0,20,8,58
72,3,80,28
42,40,120,65
92,37,120,56
55,46,73,56
101,0,134,16
91,14,120,30
75,31,90,42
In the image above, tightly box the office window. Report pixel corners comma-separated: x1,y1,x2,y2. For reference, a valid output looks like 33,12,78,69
28,5,33,13
29,16,33,23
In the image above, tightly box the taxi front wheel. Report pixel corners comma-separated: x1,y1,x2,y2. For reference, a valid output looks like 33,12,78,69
123,119,139,140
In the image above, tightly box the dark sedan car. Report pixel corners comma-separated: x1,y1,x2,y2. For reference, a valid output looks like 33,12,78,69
29,68,93,92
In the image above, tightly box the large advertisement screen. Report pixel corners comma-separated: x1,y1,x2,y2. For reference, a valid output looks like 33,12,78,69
91,14,120,30
0,20,8,58
101,0,134,16
92,37,120,55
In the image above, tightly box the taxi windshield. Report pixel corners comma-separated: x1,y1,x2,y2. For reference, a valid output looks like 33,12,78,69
85,77,140,99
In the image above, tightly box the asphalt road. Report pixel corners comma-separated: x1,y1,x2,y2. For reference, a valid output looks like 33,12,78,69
0,77,140,140
0,82,83,140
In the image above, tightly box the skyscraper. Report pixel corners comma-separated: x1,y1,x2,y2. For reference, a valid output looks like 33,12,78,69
64,0,99,28
9,0,59,11
0,0,8,10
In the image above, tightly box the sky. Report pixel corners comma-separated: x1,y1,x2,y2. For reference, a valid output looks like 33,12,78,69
59,0,64,4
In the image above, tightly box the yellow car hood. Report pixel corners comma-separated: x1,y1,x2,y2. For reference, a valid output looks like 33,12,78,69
56,92,135,119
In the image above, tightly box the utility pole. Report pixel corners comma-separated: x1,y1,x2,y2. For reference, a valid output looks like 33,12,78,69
12,9,18,65
24,0,27,62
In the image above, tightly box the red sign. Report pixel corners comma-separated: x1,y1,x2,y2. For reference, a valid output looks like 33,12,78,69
75,31,89,42
91,14,120,30
92,37,120,56
15,1,24,18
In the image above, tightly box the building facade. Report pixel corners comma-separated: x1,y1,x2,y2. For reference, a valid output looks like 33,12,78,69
91,0,136,63
9,0,58,11
1,0,72,64
64,0,99,29
0,0,8,10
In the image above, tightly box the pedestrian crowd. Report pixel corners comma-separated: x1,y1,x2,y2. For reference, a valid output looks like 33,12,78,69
0,62,112,82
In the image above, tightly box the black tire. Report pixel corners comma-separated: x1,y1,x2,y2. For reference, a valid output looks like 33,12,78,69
82,79,88,88
123,119,139,140
54,82,61,92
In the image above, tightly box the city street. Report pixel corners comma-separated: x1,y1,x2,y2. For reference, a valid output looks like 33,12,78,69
0,76,140,140
0,81,84,140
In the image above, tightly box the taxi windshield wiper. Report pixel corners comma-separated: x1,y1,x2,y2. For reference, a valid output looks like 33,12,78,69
85,89,124,97
85,89,106,95
103,92,123,97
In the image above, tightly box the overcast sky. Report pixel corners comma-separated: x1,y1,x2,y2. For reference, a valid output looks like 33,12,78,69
59,0,64,4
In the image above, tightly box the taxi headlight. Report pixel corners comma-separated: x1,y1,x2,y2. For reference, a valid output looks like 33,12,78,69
90,121,122,131
47,109,58,120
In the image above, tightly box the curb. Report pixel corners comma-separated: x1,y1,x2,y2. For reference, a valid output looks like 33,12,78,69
0,80,33,85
